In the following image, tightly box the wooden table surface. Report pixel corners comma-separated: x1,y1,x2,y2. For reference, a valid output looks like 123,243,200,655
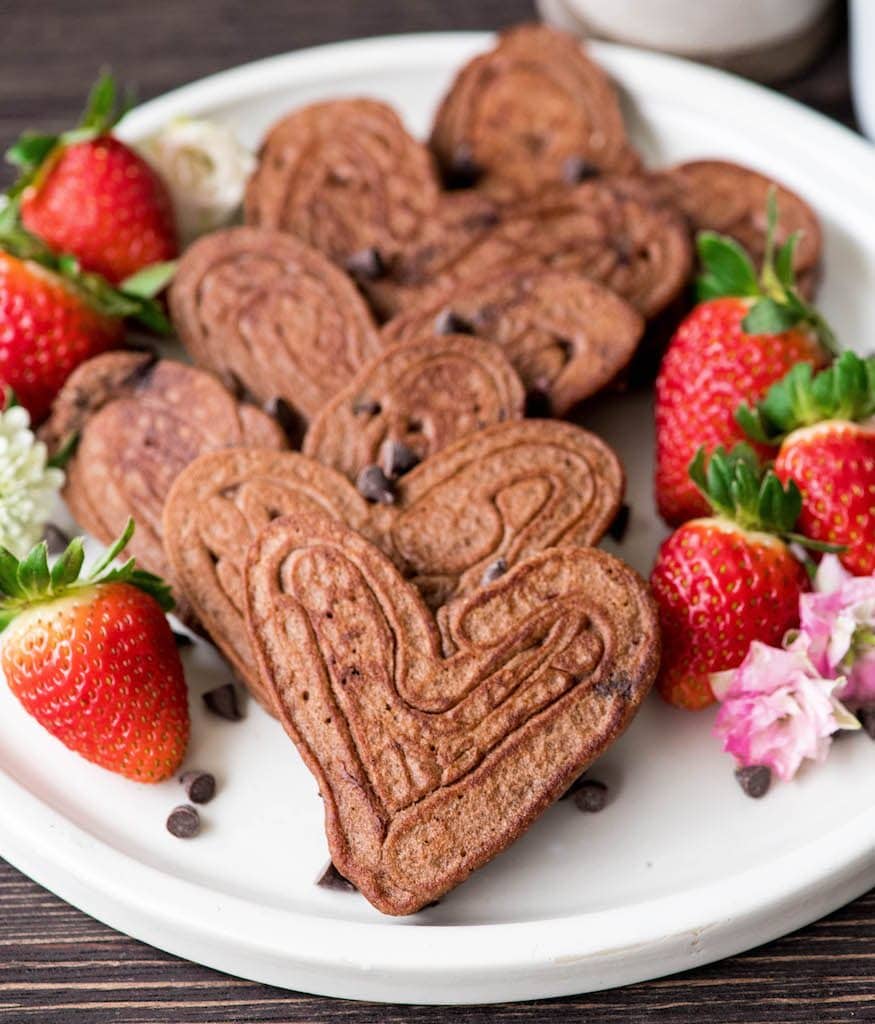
0,2,871,1021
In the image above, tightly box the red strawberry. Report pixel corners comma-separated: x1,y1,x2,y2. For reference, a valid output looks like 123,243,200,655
651,447,809,710
738,351,875,575
0,520,188,782
655,197,832,527
0,216,174,422
9,73,178,284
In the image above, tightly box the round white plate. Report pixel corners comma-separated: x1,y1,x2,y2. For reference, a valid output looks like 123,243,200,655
1,32,874,1006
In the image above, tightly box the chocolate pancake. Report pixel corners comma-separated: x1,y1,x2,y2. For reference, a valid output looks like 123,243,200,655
169,227,382,422
430,24,640,197
163,421,623,708
302,335,525,482
373,180,692,320
382,267,644,414
650,161,821,295
244,98,440,272
245,511,659,914
41,352,285,614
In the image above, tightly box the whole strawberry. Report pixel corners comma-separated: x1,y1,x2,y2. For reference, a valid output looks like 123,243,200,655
655,196,832,527
0,519,189,781
8,73,178,284
0,215,173,422
651,447,811,710
738,351,875,575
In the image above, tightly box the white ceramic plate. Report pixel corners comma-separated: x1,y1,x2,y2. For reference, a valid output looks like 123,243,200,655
1,33,874,1006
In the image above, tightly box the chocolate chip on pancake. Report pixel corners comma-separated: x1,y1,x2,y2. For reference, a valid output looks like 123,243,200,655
637,161,822,297
302,336,525,483
430,24,640,198
244,511,658,914
382,267,643,415
169,227,382,422
244,98,440,269
163,421,623,711
40,351,285,619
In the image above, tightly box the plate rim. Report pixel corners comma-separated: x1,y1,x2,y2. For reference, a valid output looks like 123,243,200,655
4,29,875,1004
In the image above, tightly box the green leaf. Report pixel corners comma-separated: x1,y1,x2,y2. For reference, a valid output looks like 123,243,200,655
88,518,135,579
0,548,22,597
79,71,119,135
50,538,85,589
784,532,847,554
705,450,733,516
774,233,800,292
696,232,759,301
735,403,771,445
17,542,50,597
119,260,177,299
128,298,172,335
742,297,801,335
47,431,79,470
688,446,709,498
5,132,58,171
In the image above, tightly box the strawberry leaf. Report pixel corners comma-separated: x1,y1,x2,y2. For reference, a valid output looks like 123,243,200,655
5,133,58,172
696,232,759,301
17,542,51,597
50,538,85,589
79,71,122,136
774,232,800,292
742,297,801,335
0,548,22,597
119,260,177,299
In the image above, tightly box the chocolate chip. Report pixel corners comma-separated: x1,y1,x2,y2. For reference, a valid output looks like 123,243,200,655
481,558,507,586
524,388,552,418
356,464,395,505
380,439,420,479
317,861,357,892
444,143,482,190
560,773,588,800
172,630,194,649
562,155,599,184
353,398,382,416
180,771,216,804
435,308,476,336
166,804,200,839
265,395,306,448
856,704,875,739
344,248,386,282
555,337,575,364
202,683,243,721
42,522,71,556
607,504,631,543
735,765,771,799
572,779,608,813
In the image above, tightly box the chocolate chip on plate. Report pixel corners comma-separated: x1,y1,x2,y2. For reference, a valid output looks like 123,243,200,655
481,558,507,586
607,503,631,543
42,522,71,556
356,464,395,504
166,804,200,839
317,861,357,892
380,439,420,479
735,764,771,799
172,630,194,649
180,770,216,805
344,247,386,283
202,683,243,722
856,704,875,739
572,779,608,813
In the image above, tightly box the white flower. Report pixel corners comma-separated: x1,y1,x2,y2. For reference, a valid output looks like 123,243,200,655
0,404,64,557
138,118,256,243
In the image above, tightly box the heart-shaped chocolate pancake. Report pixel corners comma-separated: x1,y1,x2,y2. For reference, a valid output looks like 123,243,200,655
430,24,641,197
163,421,623,709
244,511,659,914
244,98,440,273
302,335,525,483
40,351,286,615
169,226,382,421
381,267,643,415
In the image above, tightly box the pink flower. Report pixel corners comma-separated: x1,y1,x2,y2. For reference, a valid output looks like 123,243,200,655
712,642,859,781
791,555,875,705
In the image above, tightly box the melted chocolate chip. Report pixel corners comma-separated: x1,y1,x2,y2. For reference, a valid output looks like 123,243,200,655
435,309,477,336
562,155,599,184
734,765,771,799
166,804,200,839
481,558,507,586
607,504,631,543
202,683,243,721
572,779,608,813
317,861,357,892
345,248,386,282
356,464,395,505
180,771,216,805
380,439,420,478
443,143,483,190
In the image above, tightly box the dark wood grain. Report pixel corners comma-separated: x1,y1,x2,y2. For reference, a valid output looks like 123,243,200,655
0,2,869,1021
